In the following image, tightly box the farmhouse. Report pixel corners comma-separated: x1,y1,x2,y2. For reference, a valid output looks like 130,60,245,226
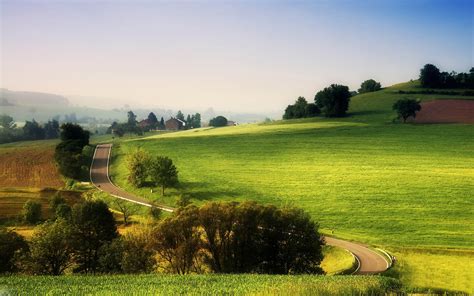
165,117,186,130
138,119,152,130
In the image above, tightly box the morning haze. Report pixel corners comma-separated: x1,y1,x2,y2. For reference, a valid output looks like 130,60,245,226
1,0,471,114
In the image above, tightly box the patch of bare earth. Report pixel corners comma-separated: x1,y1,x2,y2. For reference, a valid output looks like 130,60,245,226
413,99,474,124
0,146,63,188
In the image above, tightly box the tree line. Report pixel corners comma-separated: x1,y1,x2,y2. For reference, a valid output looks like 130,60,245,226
419,64,474,89
0,115,60,144
54,123,90,180
1,200,324,275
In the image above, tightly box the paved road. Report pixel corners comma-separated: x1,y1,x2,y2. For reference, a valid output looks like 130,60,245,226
90,143,390,274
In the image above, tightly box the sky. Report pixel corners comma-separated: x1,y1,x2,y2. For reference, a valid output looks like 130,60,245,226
0,0,472,113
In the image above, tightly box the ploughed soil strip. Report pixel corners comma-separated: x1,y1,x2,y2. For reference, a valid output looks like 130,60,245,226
412,99,474,124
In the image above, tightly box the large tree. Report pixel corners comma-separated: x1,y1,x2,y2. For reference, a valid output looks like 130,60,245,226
392,98,422,123
127,149,151,188
419,64,441,88
71,200,118,273
358,79,382,93
147,112,159,129
314,84,351,117
55,123,90,179
149,156,179,195
27,219,74,275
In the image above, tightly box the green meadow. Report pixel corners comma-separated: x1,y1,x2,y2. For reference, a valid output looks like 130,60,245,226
108,81,474,293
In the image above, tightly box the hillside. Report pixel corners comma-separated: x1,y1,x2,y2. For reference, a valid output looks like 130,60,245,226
108,81,474,293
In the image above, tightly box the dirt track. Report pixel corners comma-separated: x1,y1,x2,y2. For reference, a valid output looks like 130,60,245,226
413,99,474,124
90,144,390,274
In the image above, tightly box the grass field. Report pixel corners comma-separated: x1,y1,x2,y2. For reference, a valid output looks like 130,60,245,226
321,246,355,275
0,274,401,295
108,81,473,292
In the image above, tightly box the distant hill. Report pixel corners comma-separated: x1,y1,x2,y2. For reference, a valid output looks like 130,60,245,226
0,88,70,107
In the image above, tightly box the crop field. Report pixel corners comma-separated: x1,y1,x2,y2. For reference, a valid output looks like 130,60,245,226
108,82,473,292
0,188,83,223
0,140,63,188
0,274,400,295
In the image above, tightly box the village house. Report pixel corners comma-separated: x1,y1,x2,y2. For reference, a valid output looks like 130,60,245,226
165,117,186,130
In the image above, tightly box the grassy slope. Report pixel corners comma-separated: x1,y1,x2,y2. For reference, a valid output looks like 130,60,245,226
110,81,474,293
0,274,400,295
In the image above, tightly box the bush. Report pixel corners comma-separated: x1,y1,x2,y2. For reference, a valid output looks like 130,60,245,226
127,149,151,188
22,200,42,224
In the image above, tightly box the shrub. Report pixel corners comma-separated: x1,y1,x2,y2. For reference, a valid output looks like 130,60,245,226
209,116,228,127
22,200,42,224
0,228,28,273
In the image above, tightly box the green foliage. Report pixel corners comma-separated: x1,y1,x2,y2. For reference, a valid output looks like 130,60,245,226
147,112,158,129
419,64,441,88
23,120,45,140
149,156,179,195
419,64,474,89
314,84,351,117
55,123,90,179
126,149,151,188
149,207,162,220
127,111,137,127
152,201,323,275
22,200,42,224
121,228,156,274
358,79,382,93
209,116,228,127
71,200,118,273
0,228,28,273
283,97,320,119
392,98,421,122
27,219,74,275
55,204,72,221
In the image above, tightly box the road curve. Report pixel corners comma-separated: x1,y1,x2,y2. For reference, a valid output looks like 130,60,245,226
90,144,174,212
90,143,390,274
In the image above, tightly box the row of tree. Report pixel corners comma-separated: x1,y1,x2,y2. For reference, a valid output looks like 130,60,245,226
127,150,179,195
1,200,324,275
0,115,61,144
419,64,474,89
176,110,202,129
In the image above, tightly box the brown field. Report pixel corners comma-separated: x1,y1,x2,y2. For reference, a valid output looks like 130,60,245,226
414,99,474,124
0,188,82,221
0,144,63,188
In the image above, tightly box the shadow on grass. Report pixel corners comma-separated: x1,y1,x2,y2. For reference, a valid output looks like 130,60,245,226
178,181,242,202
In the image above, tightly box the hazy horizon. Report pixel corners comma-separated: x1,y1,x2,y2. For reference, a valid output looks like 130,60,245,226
1,0,472,113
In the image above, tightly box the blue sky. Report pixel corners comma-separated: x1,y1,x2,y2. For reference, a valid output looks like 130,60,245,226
1,0,472,112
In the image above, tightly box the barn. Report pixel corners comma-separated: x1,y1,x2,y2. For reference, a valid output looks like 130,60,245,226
165,118,186,130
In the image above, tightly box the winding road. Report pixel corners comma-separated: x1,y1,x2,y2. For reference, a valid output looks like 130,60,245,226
90,143,391,275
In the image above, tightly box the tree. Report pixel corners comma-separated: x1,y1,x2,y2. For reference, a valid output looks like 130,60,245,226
22,200,42,224
149,156,179,196
23,120,45,140
314,84,351,117
149,207,162,221
0,228,28,273
159,117,165,130
152,206,201,274
121,227,156,273
60,123,89,147
98,238,124,274
55,124,90,179
147,112,159,129
71,200,118,273
176,110,185,121
127,111,137,128
419,64,441,88
127,149,151,188
114,199,137,225
358,79,382,93
27,219,74,275
193,113,201,128
44,119,60,139
392,98,422,123
186,114,192,129
0,114,16,129
209,116,228,127
305,103,320,117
